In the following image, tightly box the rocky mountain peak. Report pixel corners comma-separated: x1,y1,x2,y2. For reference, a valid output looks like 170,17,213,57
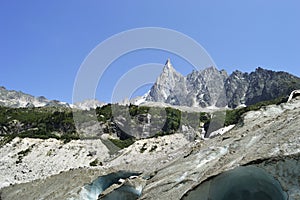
255,66,266,72
232,70,244,76
146,59,185,102
164,58,171,68
220,69,228,77
201,65,217,72
161,58,177,75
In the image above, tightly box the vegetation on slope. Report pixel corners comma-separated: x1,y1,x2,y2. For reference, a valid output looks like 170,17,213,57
204,96,288,134
0,107,78,144
0,95,288,147
224,96,287,126
108,138,135,149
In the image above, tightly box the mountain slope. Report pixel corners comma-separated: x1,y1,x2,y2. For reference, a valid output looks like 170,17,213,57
225,67,300,107
1,96,300,200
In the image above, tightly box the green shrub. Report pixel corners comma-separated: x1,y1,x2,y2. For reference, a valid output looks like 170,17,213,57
16,145,33,164
204,96,287,134
225,96,287,126
149,145,157,152
96,104,112,122
0,135,14,147
162,107,181,134
17,147,31,156
140,143,147,153
0,106,77,142
108,138,135,149
60,134,80,143
89,158,102,166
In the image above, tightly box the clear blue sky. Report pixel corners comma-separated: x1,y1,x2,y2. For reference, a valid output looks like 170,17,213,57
1,1,300,103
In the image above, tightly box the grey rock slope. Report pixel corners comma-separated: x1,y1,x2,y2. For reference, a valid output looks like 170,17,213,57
0,86,69,108
146,60,300,108
1,97,300,199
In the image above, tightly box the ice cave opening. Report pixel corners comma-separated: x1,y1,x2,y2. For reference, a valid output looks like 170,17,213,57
183,166,288,200
78,171,140,200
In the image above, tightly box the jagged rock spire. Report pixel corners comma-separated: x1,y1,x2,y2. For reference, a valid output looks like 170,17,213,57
165,58,171,66
163,58,175,73
146,59,185,102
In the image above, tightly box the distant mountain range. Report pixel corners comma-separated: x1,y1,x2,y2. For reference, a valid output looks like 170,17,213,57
0,86,69,108
1,60,300,109
0,86,104,109
145,59,300,108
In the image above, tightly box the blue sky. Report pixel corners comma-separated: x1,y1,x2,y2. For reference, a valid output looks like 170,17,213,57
1,1,300,103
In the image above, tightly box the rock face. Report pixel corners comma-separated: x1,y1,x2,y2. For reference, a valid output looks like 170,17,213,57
0,86,69,108
1,97,300,200
146,60,300,108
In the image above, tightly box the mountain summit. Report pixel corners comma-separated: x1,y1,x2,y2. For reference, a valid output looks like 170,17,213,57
146,60,300,108
146,59,186,103
146,60,228,107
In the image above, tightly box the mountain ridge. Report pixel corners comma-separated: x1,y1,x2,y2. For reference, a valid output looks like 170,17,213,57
145,60,300,108
0,86,105,110
1,61,300,110
0,86,69,108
